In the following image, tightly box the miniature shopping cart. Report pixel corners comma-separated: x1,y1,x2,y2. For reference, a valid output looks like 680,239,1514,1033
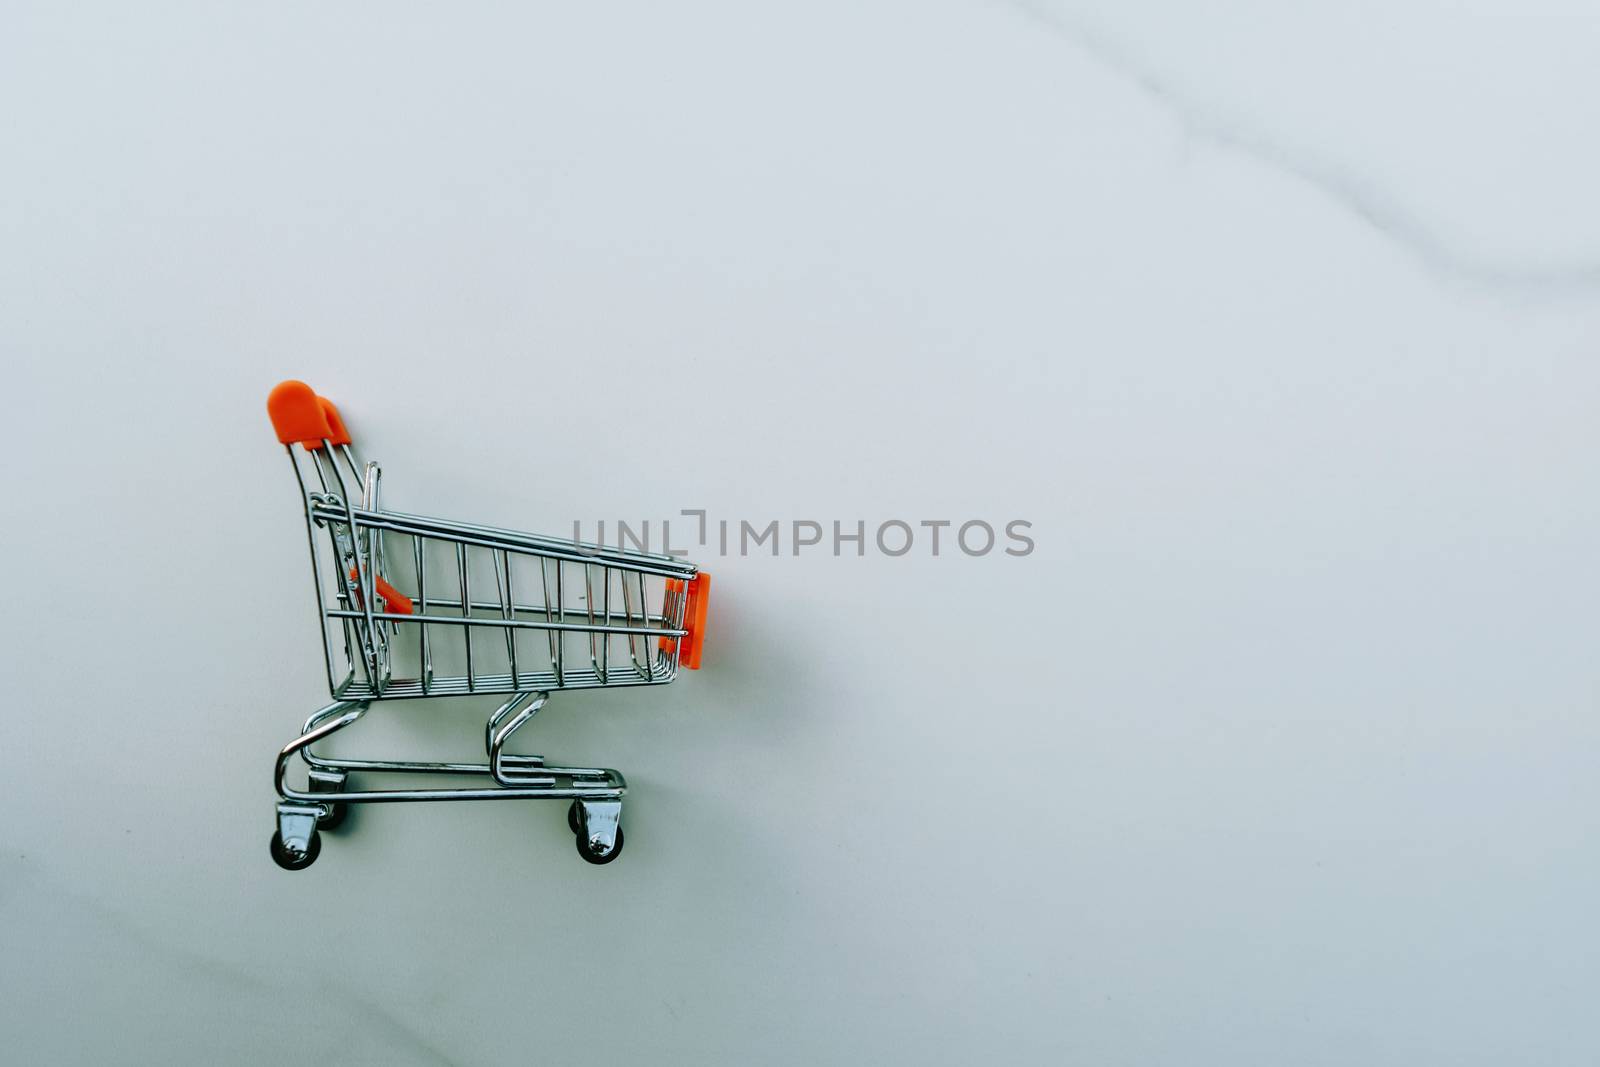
265,380,709,870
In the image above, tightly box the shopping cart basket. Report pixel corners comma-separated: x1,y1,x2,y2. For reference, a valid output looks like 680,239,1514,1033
265,380,709,870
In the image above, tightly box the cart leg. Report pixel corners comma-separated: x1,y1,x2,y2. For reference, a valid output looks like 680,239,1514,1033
572,799,624,865
307,768,350,830
271,802,323,871
488,692,555,786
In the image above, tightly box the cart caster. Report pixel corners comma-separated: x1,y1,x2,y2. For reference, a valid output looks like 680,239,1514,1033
571,799,623,865
273,802,323,871
270,829,322,871
308,768,349,831
576,826,624,865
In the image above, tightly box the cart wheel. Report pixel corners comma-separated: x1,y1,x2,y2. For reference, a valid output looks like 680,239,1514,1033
576,826,624,865
270,829,322,871
317,803,348,832
567,801,583,835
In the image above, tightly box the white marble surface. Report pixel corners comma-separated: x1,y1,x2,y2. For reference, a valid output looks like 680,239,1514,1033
3,2,1599,1064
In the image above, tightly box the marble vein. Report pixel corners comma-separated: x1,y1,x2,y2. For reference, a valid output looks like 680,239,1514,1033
0,858,468,1067
1006,0,1600,297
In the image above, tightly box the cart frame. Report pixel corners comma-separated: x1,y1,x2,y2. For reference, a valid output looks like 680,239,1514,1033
265,380,708,870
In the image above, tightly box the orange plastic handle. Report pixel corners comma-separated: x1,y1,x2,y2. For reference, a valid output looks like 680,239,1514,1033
318,396,352,447
349,568,414,615
267,380,333,449
659,572,710,669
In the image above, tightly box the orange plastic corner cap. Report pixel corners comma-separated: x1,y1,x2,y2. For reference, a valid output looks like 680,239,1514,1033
267,380,332,448
680,572,710,669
